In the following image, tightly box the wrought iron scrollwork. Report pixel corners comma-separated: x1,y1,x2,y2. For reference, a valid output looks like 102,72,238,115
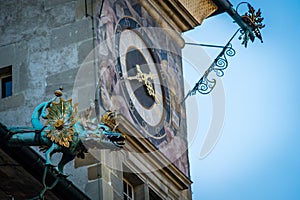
214,43,236,77
182,2,265,103
182,29,239,103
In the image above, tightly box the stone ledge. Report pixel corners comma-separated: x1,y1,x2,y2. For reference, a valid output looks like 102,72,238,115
75,152,98,168
0,93,25,112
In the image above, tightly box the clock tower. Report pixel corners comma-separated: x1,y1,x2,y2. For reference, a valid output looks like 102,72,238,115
0,0,263,198
90,0,218,199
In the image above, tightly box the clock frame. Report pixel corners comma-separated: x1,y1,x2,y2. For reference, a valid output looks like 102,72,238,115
115,17,172,140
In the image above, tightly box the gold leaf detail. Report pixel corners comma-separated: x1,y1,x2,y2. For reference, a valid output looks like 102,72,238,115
45,98,78,148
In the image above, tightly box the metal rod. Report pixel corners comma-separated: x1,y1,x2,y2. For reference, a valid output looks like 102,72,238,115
95,0,105,121
212,0,255,41
98,0,105,18
182,29,240,103
217,28,240,57
185,43,226,49
85,0,88,17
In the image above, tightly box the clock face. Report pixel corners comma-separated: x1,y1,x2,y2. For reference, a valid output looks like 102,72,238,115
115,17,171,139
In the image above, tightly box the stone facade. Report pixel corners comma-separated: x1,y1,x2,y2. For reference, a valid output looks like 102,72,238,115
0,0,194,199
0,0,95,197
0,0,92,126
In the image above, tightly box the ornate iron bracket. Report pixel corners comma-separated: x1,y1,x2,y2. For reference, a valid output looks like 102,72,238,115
182,2,265,103
182,29,238,102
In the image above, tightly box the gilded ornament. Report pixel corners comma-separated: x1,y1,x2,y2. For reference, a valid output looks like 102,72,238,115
44,98,78,148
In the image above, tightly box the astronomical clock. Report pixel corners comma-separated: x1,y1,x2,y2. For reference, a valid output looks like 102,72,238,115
96,0,193,176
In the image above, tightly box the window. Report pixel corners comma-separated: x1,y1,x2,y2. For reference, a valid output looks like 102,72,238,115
149,188,163,200
123,165,145,199
123,179,134,200
0,66,12,98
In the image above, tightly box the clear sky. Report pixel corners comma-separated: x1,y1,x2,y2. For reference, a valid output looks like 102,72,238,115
184,0,300,199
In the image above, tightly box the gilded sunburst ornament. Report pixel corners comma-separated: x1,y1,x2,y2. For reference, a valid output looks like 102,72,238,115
45,98,78,148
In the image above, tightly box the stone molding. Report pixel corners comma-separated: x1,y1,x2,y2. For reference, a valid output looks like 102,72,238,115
118,114,193,191
139,0,218,33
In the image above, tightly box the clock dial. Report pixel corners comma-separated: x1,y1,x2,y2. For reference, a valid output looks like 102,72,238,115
115,17,171,139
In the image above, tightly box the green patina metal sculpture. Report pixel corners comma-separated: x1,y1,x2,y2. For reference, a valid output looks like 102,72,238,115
0,88,125,199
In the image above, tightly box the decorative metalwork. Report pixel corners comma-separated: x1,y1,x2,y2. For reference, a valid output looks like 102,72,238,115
44,98,78,148
237,2,265,47
0,88,125,199
100,110,119,131
30,166,59,200
182,2,265,102
182,29,239,102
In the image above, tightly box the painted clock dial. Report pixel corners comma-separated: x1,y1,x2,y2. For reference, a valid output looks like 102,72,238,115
115,17,171,139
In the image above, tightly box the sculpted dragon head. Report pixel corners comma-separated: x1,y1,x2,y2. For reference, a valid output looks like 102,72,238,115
0,88,126,199
40,88,125,152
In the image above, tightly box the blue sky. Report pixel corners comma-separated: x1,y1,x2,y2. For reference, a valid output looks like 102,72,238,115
184,0,300,199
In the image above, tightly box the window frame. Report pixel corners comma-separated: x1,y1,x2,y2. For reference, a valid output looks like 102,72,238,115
123,178,134,200
0,66,12,99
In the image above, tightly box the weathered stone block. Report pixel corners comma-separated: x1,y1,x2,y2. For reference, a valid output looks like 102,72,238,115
48,2,76,28
76,0,97,20
22,0,44,7
28,33,50,53
15,65,29,94
88,163,111,182
84,180,99,200
50,19,91,49
45,67,79,95
111,173,123,197
47,44,78,76
78,38,94,64
0,93,25,112
0,2,22,46
14,41,28,65
85,179,113,200
0,44,15,67
44,0,75,10
75,152,98,168
25,50,48,98
88,164,101,181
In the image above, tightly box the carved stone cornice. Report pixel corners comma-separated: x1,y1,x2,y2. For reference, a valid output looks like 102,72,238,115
117,115,192,190
139,0,218,32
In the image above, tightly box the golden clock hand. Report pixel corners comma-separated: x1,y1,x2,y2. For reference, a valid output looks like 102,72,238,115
136,64,143,74
126,74,143,82
133,64,161,104
143,73,158,81
135,64,159,81
127,65,148,82
145,80,160,104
